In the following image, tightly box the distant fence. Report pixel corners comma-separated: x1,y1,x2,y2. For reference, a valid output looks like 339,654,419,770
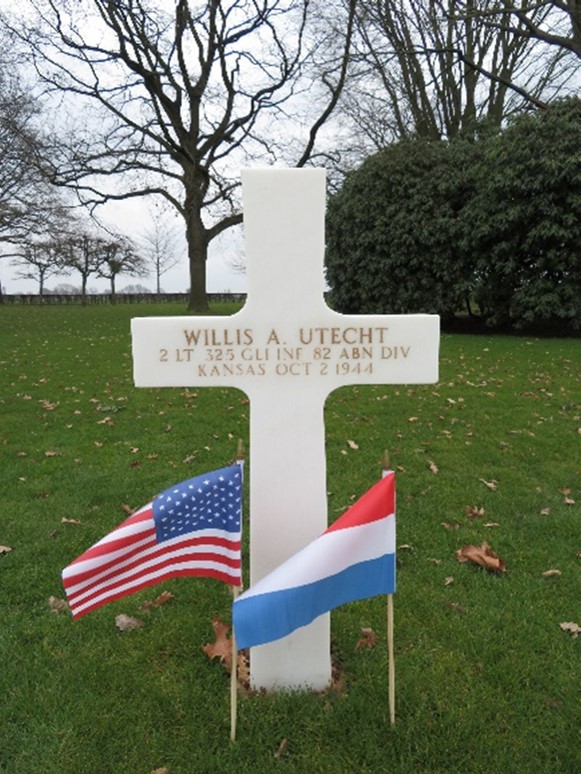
1,292,247,306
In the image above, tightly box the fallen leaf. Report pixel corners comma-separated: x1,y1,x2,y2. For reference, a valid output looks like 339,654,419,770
151,768,169,774
96,416,113,425
559,621,580,638
466,505,485,519
441,521,462,530
130,446,140,454
428,460,439,474
541,569,561,577
447,602,467,614
121,503,134,515
275,739,288,759
115,614,144,631
564,496,575,505
48,596,68,613
428,557,442,565
61,517,81,525
479,478,498,491
540,508,551,516
484,522,500,527
456,542,506,573
140,591,175,610
347,439,359,450
408,416,419,423
202,617,233,669
0,545,13,555
560,486,571,496
444,576,454,586
236,651,250,691
44,450,60,457
355,627,377,650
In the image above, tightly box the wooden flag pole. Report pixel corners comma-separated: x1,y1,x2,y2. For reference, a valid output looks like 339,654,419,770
382,451,395,727
230,439,245,743
230,585,240,743
387,592,395,726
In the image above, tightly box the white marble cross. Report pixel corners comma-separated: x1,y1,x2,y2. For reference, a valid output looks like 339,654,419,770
131,169,439,691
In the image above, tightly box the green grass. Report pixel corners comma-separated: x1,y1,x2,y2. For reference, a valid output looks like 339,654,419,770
0,303,579,773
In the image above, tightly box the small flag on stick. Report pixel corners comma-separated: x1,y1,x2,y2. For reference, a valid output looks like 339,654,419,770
62,465,243,619
233,472,395,650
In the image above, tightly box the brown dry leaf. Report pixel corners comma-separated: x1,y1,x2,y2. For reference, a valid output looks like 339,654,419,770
444,576,454,586
428,460,439,474
237,651,250,691
408,416,419,423
479,478,498,491
41,400,58,410
97,416,113,425
466,505,485,519
540,508,551,516
560,486,571,496
48,596,68,614
447,602,468,614
121,503,134,515
44,450,60,457
347,439,359,450
202,617,233,670
115,614,144,631
441,521,462,530
61,517,81,525
130,446,140,454
355,627,377,650
140,591,175,611
484,522,500,528
428,557,442,565
151,768,169,774
0,545,13,555
456,542,506,573
559,622,580,638
564,496,575,505
542,569,562,577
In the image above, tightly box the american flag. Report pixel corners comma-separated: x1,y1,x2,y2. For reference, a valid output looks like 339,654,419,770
62,465,242,619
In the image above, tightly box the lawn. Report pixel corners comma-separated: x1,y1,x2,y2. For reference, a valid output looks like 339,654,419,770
0,303,578,773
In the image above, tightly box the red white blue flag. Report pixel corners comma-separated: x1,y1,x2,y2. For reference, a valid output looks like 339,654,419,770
233,471,395,650
62,465,243,619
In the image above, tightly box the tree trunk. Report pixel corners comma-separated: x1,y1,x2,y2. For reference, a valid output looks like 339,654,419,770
110,276,116,305
81,274,87,306
185,188,210,313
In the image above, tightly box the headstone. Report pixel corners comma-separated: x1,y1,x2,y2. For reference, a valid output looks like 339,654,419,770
131,168,439,691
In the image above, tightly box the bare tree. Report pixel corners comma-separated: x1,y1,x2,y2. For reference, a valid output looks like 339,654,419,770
96,235,148,304
340,0,575,155
139,206,183,296
58,230,109,305
5,0,356,311
11,239,63,298
467,1,581,58
0,69,65,245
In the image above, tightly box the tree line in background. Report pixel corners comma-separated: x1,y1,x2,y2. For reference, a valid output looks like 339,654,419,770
326,97,581,333
0,1,579,318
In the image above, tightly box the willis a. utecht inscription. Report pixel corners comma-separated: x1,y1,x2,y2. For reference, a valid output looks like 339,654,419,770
132,168,440,692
